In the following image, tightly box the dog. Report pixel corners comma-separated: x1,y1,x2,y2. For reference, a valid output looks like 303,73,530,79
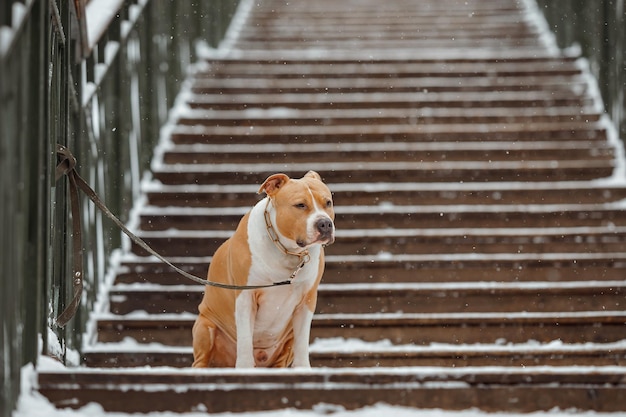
192,171,335,368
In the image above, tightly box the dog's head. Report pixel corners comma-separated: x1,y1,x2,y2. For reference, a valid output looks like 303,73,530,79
259,171,335,249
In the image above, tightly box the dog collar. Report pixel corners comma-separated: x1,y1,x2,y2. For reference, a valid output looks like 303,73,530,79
264,198,311,280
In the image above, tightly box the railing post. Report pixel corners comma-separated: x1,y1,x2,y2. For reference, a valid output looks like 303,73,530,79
1,0,241,413
0,0,51,414
537,0,626,145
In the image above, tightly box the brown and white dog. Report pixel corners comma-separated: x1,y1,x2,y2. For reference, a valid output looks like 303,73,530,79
192,171,335,368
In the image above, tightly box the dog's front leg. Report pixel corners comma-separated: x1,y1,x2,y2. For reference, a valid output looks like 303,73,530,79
235,291,257,368
291,305,314,368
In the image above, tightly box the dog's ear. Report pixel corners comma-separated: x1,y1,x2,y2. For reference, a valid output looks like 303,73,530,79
259,173,290,196
304,171,321,181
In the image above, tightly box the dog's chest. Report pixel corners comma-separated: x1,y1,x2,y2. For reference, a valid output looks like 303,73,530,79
248,255,319,346
253,284,306,336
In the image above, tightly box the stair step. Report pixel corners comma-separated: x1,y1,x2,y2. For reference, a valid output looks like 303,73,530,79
237,40,545,50
239,31,540,46
186,91,594,111
251,18,536,28
152,160,613,185
168,121,607,144
108,281,626,315
198,60,583,78
161,141,612,165
143,182,626,207
115,252,626,285
237,39,546,52
310,340,626,368
190,73,589,95
95,311,626,346
137,204,626,231
38,366,626,413
248,14,531,25
177,107,601,127
81,341,626,368
129,226,626,257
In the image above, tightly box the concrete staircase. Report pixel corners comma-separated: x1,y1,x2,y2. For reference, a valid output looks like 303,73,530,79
39,0,626,413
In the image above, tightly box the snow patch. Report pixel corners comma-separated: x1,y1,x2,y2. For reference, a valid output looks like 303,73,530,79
43,329,80,367
520,0,559,55
85,0,124,48
11,1,28,29
0,25,13,56
196,0,254,59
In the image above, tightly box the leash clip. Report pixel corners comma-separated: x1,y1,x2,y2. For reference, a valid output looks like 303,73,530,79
290,252,311,280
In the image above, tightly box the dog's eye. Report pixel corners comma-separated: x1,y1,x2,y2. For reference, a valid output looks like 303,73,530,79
326,200,333,208
294,203,307,210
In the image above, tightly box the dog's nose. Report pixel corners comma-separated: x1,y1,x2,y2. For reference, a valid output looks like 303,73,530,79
316,218,334,235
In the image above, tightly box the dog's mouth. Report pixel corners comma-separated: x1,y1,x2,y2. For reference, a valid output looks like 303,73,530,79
320,233,335,246
297,232,335,248
294,217,335,248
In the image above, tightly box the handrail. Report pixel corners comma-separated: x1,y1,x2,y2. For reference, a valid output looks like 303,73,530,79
0,1,239,415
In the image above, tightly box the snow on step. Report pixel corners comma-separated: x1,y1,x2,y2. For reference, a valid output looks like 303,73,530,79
151,159,614,186
143,181,626,207
139,202,626,224
190,72,590,94
186,90,595,110
198,59,583,77
114,251,626,285
81,338,626,368
93,311,626,347
177,106,601,126
168,121,608,144
106,280,626,316
162,140,613,156
128,225,626,258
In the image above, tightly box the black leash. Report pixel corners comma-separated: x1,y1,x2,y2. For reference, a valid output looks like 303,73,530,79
54,144,291,327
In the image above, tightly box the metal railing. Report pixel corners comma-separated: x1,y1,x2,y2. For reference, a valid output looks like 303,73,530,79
0,1,238,414
537,0,626,143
